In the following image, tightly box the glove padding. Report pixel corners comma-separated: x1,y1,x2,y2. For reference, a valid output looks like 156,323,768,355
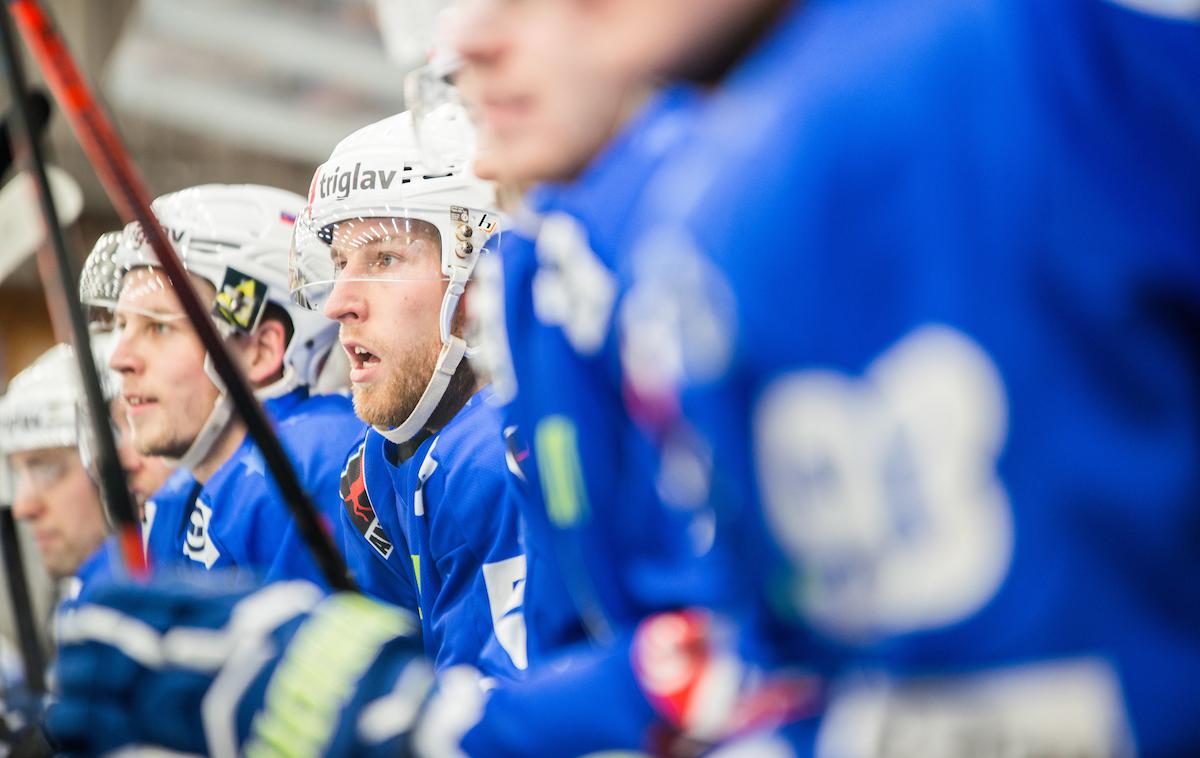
47,574,431,757
632,610,824,757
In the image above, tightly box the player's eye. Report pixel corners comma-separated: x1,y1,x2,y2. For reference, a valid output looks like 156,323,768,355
17,457,69,488
149,321,172,336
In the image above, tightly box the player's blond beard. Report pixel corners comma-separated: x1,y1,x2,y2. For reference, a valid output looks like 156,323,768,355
352,335,477,435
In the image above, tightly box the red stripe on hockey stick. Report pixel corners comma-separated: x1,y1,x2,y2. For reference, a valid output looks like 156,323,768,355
8,0,354,591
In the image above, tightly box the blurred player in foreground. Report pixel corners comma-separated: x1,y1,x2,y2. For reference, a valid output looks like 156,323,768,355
567,0,1200,755
43,1,1200,757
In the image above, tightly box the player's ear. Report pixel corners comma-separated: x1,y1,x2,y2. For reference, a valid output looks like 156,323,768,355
243,318,287,386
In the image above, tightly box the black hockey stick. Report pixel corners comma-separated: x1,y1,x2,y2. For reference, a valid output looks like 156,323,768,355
0,8,145,575
0,89,48,178
0,91,51,696
4,0,355,591
0,504,45,703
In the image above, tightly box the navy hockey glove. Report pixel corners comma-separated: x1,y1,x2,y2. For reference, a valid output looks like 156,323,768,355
47,575,442,757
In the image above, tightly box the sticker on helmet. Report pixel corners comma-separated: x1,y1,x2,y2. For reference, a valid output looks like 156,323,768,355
212,267,268,334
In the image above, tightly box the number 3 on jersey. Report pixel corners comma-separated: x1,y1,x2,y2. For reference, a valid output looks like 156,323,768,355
754,325,1013,640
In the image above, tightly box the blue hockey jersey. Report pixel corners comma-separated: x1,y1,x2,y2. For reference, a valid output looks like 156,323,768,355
66,469,198,609
498,85,724,646
339,389,527,681
166,388,366,588
620,0,1200,754
460,87,751,758
67,538,125,606
67,465,198,604
141,468,199,572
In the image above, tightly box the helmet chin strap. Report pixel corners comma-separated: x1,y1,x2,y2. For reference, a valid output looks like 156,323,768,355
376,268,475,445
164,354,302,472
375,336,467,445
163,392,235,472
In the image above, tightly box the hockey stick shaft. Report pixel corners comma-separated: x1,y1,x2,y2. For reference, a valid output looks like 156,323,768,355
6,0,355,591
0,505,45,700
0,4,146,576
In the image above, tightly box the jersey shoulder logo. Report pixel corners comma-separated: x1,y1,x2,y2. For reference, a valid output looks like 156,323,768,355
341,443,395,559
532,211,617,356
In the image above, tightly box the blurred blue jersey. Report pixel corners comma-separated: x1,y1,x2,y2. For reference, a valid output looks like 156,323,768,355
623,0,1200,753
339,389,527,681
160,388,365,588
78,468,198,606
68,538,124,606
461,87,746,757
496,85,721,646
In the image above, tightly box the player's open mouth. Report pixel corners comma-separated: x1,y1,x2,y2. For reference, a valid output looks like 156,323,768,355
344,341,382,383
124,394,158,413
345,343,380,369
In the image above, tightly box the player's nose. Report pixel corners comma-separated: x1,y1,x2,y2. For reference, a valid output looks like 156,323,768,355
109,326,143,375
453,1,506,68
11,484,45,522
324,279,366,324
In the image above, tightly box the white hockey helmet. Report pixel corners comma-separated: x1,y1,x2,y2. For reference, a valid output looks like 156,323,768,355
0,343,114,456
86,185,339,470
92,184,340,390
290,111,500,443
405,67,475,175
78,231,125,319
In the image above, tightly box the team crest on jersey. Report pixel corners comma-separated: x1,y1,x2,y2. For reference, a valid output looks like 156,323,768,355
619,225,735,432
341,444,394,559
182,500,221,569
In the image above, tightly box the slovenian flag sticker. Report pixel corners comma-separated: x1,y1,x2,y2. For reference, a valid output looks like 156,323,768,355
280,211,297,224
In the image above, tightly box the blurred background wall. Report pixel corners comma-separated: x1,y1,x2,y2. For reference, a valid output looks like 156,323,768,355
0,0,415,654
0,0,415,384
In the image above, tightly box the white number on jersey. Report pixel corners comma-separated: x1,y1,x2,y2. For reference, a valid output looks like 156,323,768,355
482,555,528,671
755,325,1013,639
